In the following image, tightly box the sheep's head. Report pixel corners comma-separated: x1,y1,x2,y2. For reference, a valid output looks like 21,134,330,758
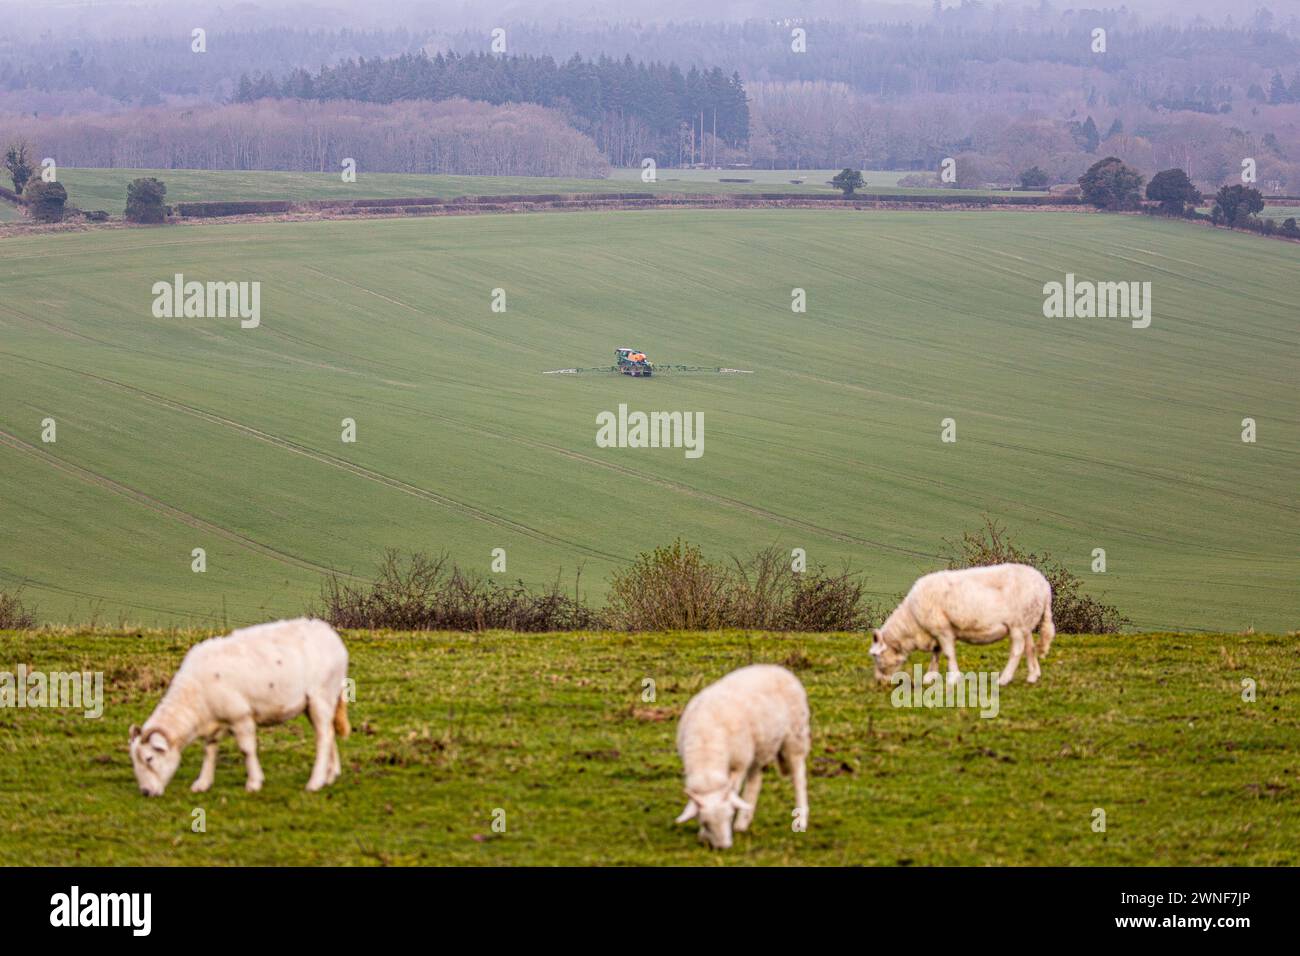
129,725,181,796
675,788,752,850
869,629,906,683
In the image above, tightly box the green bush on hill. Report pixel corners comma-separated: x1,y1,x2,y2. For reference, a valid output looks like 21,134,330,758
831,168,866,197
1018,166,1050,190
1145,168,1200,216
1079,156,1144,210
1211,184,1264,226
125,176,167,223
22,179,67,222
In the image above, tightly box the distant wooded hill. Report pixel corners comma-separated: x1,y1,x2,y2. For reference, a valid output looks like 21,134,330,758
235,51,750,168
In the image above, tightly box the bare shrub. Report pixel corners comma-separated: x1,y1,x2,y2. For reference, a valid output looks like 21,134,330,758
729,546,880,631
943,517,1129,633
606,539,879,632
0,589,36,629
783,562,882,631
606,540,731,631
322,539,1046,635
318,550,603,632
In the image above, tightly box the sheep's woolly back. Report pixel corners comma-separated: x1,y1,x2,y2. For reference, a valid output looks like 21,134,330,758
677,665,809,795
901,564,1051,638
178,616,342,670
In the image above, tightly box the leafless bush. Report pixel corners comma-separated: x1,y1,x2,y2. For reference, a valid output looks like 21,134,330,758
605,540,732,631
728,546,881,631
606,539,879,632
318,550,604,632
0,589,36,629
944,517,1129,634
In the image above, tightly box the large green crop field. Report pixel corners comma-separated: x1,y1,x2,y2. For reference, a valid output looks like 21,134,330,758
0,208,1296,631
39,167,1039,215
0,627,1294,865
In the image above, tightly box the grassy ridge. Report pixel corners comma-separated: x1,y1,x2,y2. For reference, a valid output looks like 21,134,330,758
46,167,1044,214
605,167,916,188
54,168,840,212
0,628,1293,866
1,209,1296,630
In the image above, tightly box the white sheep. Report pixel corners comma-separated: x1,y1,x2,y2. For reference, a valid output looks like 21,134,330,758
128,618,350,796
870,563,1056,687
674,664,810,848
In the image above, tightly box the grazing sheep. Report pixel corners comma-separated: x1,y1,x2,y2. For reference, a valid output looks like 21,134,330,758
869,563,1055,687
128,618,349,796
674,664,810,849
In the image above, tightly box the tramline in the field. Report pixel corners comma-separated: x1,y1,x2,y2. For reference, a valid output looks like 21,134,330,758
544,347,754,377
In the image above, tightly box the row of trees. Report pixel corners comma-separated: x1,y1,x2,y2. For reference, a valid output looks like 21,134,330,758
746,80,1300,192
0,99,609,178
236,51,750,167
820,157,1297,241
1078,156,1298,237
828,154,1296,239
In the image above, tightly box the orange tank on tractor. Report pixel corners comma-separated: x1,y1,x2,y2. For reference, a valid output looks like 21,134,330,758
615,347,653,376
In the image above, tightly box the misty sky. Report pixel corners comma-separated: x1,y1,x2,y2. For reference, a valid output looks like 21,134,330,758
0,0,1291,36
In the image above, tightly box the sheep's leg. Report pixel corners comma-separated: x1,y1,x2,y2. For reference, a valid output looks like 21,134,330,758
1022,625,1041,683
232,717,264,793
191,734,221,793
923,648,942,685
327,739,341,785
999,629,1026,686
734,768,763,832
791,756,810,831
305,695,336,792
936,627,962,687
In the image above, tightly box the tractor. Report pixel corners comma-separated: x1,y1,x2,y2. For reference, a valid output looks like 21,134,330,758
543,349,751,377
615,347,654,376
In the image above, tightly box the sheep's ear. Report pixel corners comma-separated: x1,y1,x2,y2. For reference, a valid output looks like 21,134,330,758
147,731,168,752
129,724,141,741
729,793,754,812
675,798,699,823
